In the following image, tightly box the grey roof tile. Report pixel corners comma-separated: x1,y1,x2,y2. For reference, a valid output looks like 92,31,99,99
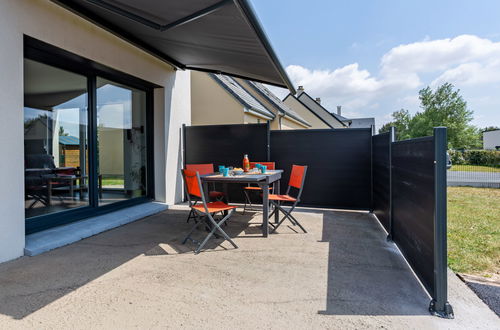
247,81,310,126
209,74,275,119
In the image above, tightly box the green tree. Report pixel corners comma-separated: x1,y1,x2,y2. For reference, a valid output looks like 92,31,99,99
412,83,479,149
378,109,413,140
381,83,480,149
59,126,69,136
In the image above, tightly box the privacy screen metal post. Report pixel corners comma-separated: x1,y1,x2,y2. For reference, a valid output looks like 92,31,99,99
429,127,454,318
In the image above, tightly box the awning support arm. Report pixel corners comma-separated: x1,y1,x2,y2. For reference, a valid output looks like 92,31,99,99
86,0,232,32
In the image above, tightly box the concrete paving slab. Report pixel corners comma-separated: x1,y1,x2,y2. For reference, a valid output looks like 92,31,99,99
1,208,497,329
24,202,167,256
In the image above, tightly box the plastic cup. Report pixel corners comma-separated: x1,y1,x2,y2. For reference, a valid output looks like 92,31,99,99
218,165,225,173
261,165,267,174
222,168,229,177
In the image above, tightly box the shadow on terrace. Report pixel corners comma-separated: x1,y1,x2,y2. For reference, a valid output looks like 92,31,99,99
317,209,430,315
0,209,257,319
0,207,432,320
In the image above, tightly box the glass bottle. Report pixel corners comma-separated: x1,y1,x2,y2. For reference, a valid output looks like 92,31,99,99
243,154,250,172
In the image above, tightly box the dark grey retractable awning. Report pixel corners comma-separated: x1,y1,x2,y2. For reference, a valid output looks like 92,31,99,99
52,0,295,92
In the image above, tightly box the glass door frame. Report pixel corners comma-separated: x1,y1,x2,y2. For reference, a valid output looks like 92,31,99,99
24,36,158,234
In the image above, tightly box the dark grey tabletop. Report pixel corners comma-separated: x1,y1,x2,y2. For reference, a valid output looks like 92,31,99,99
200,170,283,184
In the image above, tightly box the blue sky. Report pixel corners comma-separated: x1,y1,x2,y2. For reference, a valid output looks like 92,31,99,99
252,0,500,129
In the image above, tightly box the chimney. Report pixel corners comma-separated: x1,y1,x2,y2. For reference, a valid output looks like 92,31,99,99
297,85,304,96
315,97,321,104
337,105,342,116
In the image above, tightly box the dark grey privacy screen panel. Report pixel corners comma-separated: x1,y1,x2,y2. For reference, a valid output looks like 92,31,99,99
184,124,269,202
392,137,435,295
372,132,391,233
270,129,372,209
52,0,294,90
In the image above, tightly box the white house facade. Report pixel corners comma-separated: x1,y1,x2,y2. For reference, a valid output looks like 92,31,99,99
483,129,500,150
0,0,293,263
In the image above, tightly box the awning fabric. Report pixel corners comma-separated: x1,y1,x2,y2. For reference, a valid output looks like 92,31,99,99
52,0,295,92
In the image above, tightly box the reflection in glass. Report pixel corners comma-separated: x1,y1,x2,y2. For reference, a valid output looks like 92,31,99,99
24,59,89,218
97,78,147,205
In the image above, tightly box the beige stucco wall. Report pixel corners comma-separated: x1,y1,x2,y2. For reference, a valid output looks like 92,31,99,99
243,113,264,124
191,71,244,125
281,117,307,130
0,0,191,263
99,129,124,176
283,96,330,129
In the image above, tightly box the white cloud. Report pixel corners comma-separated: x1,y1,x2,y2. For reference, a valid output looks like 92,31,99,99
381,35,500,75
432,59,500,86
284,34,500,127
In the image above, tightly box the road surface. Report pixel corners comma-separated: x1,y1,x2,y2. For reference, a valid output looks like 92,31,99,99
447,170,500,188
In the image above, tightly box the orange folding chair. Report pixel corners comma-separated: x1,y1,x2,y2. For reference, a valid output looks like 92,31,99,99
181,169,238,254
268,165,308,234
185,164,225,223
242,161,275,214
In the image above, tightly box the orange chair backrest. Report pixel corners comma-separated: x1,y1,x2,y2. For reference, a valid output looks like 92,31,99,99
250,162,275,170
182,169,202,198
185,163,214,175
289,165,306,189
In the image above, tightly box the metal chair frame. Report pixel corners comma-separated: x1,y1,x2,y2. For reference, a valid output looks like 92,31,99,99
184,164,225,223
182,170,238,254
268,165,308,234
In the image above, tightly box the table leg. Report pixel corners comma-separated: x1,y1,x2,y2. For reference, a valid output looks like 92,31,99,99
202,182,209,200
262,182,269,237
274,179,280,224
223,183,229,203
70,179,74,201
222,183,229,216
47,181,52,206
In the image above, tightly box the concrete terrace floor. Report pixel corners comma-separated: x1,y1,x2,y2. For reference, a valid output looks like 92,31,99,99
0,207,498,329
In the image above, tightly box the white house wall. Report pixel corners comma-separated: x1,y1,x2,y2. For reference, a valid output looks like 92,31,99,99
0,0,190,263
483,130,500,150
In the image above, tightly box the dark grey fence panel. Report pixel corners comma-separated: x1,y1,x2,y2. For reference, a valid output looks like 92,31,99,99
184,123,269,202
372,129,393,235
270,129,372,209
392,136,435,296
391,128,453,318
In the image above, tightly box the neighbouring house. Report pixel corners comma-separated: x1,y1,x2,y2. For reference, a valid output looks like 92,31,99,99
282,93,332,129
334,106,376,133
191,72,275,126
58,136,80,168
191,72,311,129
483,129,500,150
237,79,311,129
289,86,376,131
292,87,347,128
0,0,294,263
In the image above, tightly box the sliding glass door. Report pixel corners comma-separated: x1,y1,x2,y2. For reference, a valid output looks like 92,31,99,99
24,59,89,218
23,47,153,233
96,78,147,205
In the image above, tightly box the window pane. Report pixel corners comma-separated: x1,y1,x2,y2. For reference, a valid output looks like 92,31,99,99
96,78,147,205
24,59,89,218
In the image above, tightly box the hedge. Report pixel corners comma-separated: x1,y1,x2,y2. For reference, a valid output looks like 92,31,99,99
449,150,500,167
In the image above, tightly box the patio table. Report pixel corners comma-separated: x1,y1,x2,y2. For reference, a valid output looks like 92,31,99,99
200,170,283,237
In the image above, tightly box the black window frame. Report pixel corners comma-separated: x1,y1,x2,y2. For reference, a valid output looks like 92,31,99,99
24,35,158,234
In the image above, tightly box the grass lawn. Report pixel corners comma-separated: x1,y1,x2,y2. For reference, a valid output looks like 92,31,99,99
449,164,500,172
101,177,124,186
448,187,500,277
